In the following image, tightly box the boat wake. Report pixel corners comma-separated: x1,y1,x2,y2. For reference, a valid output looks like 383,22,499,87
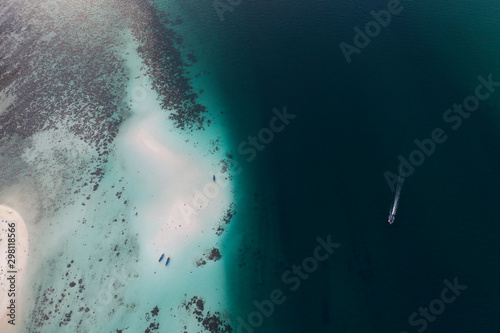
388,166,404,224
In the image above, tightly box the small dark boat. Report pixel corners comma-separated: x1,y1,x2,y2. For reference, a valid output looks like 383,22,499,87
159,254,164,262
165,256,170,266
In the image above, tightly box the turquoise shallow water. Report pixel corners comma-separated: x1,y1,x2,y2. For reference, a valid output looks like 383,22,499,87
168,0,500,332
2,0,500,332
1,0,237,332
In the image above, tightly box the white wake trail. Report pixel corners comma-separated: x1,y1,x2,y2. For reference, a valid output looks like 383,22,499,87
389,166,404,219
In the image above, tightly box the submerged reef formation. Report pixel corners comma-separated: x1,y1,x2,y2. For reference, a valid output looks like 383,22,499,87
183,296,232,333
1,0,236,331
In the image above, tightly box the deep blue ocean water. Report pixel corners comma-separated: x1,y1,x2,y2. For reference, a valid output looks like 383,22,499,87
167,0,500,332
